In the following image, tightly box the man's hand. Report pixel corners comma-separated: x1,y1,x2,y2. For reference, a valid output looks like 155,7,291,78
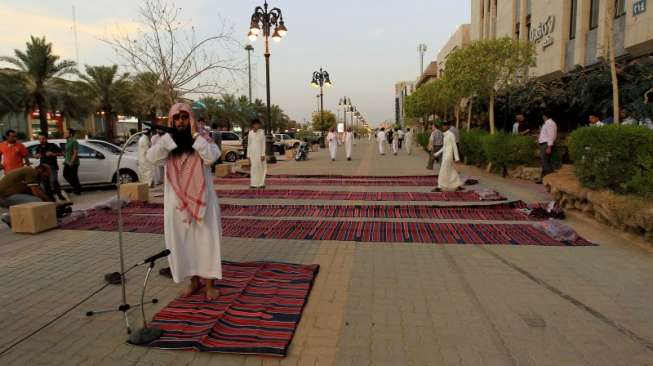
546,146,552,155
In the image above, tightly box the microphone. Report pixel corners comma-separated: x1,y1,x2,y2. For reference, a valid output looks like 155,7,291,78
139,249,171,265
143,121,175,134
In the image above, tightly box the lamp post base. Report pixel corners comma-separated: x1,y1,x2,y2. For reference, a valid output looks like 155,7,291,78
265,134,277,164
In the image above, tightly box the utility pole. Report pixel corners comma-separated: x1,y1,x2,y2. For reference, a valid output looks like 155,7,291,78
245,45,254,102
418,44,428,76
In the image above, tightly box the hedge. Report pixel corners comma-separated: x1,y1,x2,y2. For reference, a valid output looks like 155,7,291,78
416,132,430,152
482,132,538,171
459,129,489,165
568,125,653,198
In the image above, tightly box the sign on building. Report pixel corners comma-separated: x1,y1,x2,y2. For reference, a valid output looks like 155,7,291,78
634,0,647,16
529,16,555,50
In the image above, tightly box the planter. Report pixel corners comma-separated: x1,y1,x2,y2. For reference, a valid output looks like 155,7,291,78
544,165,653,241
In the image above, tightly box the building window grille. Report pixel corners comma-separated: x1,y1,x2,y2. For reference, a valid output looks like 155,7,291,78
615,0,626,17
570,0,578,39
527,0,532,15
590,0,600,30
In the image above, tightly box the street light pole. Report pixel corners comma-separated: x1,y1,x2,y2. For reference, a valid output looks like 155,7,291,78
244,45,254,103
248,0,287,164
418,43,428,76
311,68,332,130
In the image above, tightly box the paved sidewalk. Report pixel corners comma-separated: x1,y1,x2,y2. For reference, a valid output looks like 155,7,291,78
0,140,652,366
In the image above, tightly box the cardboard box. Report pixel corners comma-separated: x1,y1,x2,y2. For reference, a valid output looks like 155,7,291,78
214,163,234,177
10,202,57,234
120,183,150,202
285,149,295,159
237,160,251,169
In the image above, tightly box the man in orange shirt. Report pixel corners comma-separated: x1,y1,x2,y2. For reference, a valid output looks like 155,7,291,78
0,130,31,173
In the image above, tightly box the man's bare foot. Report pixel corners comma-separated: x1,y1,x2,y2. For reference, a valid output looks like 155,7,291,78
205,286,220,301
180,277,201,297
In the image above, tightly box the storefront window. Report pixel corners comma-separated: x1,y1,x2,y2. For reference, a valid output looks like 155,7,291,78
615,0,626,17
590,0,600,30
570,0,578,39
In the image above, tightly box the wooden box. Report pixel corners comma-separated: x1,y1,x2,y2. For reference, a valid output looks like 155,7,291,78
214,163,234,178
120,183,150,202
10,202,57,234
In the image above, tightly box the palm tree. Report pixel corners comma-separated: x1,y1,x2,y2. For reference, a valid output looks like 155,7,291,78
79,65,130,141
0,36,76,135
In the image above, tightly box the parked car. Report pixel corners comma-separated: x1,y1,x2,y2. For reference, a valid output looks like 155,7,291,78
86,139,138,157
218,131,243,149
222,145,244,163
24,139,141,187
273,133,302,149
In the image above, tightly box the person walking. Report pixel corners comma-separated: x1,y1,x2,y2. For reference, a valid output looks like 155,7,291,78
345,127,354,161
63,128,82,195
404,128,414,155
427,124,444,170
376,128,387,155
512,113,531,135
326,128,338,161
538,112,558,184
0,130,30,174
432,121,463,192
397,128,405,149
35,132,65,201
392,128,400,155
588,114,605,127
138,129,153,187
150,129,165,185
247,119,267,188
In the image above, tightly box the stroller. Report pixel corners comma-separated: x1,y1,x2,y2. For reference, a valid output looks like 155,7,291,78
295,141,310,161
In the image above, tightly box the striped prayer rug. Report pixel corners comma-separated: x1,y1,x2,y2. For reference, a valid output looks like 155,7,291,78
146,261,319,356
60,201,536,225
60,212,593,246
215,176,438,186
215,189,505,202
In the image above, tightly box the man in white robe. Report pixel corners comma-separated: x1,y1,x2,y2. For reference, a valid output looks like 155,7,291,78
433,121,464,192
344,127,354,161
404,128,414,155
150,130,165,185
247,119,267,188
327,128,338,161
376,128,386,155
392,128,400,155
146,103,222,300
137,129,153,187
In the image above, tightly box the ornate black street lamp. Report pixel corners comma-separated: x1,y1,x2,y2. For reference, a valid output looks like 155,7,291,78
311,68,332,131
248,1,287,163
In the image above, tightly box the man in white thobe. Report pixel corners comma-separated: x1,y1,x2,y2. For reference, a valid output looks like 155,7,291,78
247,119,267,188
137,129,153,187
150,130,165,185
392,129,400,155
433,122,463,192
344,127,354,161
404,128,414,155
146,103,222,300
327,128,338,161
376,128,386,155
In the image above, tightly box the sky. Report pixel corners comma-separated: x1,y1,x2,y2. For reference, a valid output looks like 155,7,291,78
0,0,470,127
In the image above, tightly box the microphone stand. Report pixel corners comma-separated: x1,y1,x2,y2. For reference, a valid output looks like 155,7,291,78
85,131,158,335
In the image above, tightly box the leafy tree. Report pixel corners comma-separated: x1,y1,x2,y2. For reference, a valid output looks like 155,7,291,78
130,72,168,129
443,38,535,134
0,36,76,135
79,65,131,141
311,111,336,133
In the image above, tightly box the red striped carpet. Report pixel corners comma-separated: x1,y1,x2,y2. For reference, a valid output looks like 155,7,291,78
146,261,319,356
60,212,592,246
215,176,437,186
215,189,505,202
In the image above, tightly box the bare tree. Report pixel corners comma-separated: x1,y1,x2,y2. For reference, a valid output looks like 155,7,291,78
104,0,240,107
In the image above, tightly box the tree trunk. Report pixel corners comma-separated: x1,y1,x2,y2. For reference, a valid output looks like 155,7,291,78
489,93,496,134
36,93,49,137
455,104,460,128
104,107,114,141
467,96,473,131
606,3,620,124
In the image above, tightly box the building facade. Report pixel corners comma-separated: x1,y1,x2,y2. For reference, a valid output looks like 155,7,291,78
437,24,472,75
395,81,416,125
471,0,653,78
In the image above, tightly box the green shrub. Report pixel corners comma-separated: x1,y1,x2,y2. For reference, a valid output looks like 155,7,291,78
416,132,430,152
568,125,653,198
459,129,489,165
482,132,538,171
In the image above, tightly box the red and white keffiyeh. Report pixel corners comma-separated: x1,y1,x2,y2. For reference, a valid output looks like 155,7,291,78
166,103,206,223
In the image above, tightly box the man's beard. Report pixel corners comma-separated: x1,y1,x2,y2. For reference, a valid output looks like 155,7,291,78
171,127,194,157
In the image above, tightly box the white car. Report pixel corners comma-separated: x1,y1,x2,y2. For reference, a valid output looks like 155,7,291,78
273,134,302,149
218,131,243,149
24,139,141,187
